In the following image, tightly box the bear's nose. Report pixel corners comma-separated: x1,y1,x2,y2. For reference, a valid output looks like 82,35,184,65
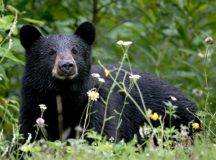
59,62,74,74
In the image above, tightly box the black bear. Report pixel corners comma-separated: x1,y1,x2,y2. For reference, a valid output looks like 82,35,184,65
19,22,200,142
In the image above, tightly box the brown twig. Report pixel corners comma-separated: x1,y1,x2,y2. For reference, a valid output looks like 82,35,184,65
92,0,98,24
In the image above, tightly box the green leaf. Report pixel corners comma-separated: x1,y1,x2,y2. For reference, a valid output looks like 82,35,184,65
22,18,45,26
0,15,14,30
0,34,3,42
20,144,41,153
0,48,24,64
6,5,19,13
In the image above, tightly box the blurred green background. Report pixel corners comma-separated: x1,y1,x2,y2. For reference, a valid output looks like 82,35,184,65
0,0,216,136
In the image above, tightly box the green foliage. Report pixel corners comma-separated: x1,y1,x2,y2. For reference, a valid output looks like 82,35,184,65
1,131,216,160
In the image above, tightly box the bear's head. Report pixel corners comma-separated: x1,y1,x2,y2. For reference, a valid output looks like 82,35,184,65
20,22,95,91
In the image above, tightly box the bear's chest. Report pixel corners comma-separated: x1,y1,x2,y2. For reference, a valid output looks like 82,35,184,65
42,91,88,139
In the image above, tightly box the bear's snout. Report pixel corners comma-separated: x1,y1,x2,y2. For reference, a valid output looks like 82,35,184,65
58,61,75,75
52,52,78,80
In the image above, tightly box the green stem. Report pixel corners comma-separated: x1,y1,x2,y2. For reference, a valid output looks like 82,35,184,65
99,47,128,136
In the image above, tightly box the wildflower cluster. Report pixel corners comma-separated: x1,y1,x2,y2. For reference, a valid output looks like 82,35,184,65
35,104,47,126
39,104,47,111
91,73,100,78
139,124,152,138
91,73,105,83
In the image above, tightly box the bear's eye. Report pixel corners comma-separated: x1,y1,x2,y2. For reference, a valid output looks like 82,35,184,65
71,48,78,55
49,50,56,55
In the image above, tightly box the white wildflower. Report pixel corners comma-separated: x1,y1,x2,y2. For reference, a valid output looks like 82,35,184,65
116,40,124,45
98,77,105,83
87,89,99,101
192,88,203,97
180,125,189,136
39,104,47,111
91,73,105,83
139,124,152,136
198,52,205,58
180,129,188,136
170,96,177,101
109,137,115,142
157,138,162,143
143,126,152,135
122,41,133,46
129,74,141,82
205,36,214,44
116,40,133,46
91,73,100,78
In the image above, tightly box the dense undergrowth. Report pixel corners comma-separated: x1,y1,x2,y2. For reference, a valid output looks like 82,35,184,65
1,1,216,159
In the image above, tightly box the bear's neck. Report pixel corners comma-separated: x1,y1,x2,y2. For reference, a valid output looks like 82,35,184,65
56,76,93,93
42,76,91,111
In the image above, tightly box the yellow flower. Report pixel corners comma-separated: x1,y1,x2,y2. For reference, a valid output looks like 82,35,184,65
104,68,110,77
192,122,200,129
87,89,99,101
150,113,159,121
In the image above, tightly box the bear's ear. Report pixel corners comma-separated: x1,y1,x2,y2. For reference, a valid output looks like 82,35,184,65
20,25,42,49
74,22,95,45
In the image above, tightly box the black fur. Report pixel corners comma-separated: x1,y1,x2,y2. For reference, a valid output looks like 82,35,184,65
19,22,200,142
20,25,42,49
